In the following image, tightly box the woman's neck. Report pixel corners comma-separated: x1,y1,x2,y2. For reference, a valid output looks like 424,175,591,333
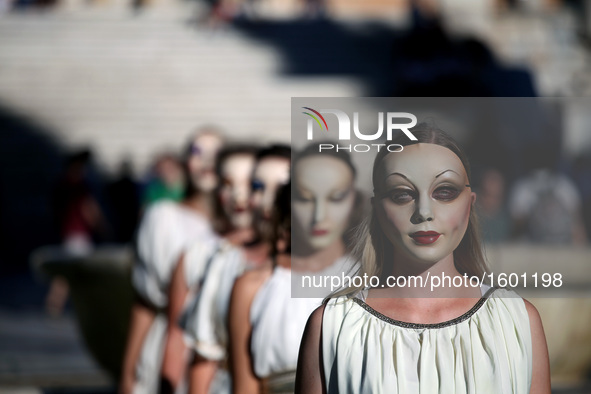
385,253,476,298
292,240,345,273
243,241,271,268
274,253,291,270
182,192,214,219
224,227,256,246
224,228,271,269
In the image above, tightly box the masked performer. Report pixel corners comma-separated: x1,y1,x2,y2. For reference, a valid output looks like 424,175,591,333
296,125,550,394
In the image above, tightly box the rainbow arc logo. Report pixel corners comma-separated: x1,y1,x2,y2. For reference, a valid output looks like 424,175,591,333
302,107,329,132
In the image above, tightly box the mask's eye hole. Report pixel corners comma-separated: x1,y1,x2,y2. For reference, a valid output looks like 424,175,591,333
329,189,351,203
388,189,416,204
432,186,460,201
252,179,265,192
294,188,312,203
191,145,202,155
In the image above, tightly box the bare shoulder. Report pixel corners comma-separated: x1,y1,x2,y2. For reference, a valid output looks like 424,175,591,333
307,304,327,332
295,304,328,394
522,298,551,394
299,304,327,362
522,298,547,347
232,267,273,301
300,304,327,355
523,299,543,329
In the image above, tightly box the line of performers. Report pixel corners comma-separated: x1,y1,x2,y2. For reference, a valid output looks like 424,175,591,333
121,124,550,394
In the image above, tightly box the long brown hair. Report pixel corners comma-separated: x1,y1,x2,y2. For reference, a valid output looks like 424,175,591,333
270,181,291,260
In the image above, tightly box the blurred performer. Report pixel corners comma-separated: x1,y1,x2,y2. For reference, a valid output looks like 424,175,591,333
165,145,291,394
120,128,224,394
295,125,549,393
228,146,359,393
142,153,185,207
160,145,259,393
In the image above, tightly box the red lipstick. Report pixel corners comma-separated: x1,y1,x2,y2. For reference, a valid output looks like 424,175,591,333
312,229,329,236
410,231,441,245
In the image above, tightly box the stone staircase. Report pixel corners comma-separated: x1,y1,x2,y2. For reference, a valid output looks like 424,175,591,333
1,0,591,175
0,5,361,175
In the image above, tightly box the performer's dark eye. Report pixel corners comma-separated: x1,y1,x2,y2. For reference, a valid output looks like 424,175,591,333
329,189,351,203
432,186,460,201
252,179,265,192
388,189,416,204
294,188,312,203
190,145,202,155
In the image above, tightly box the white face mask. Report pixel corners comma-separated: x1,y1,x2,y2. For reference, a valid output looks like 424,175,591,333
292,155,355,252
249,156,290,240
218,154,255,229
188,133,224,193
374,143,475,266
250,157,291,221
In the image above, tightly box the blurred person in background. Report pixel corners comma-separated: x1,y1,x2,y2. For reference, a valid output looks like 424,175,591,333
46,149,108,316
165,144,291,394
228,182,292,394
571,153,591,243
120,127,224,394
107,159,141,244
160,145,258,394
142,153,185,208
509,144,587,245
247,145,292,249
53,149,107,255
228,146,360,394
476,168,511,244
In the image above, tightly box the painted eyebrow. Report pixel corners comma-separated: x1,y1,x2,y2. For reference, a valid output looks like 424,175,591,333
385,172,409,180
435,169,461,178
385,170,460,181
385,170,471,188
435,169,471,188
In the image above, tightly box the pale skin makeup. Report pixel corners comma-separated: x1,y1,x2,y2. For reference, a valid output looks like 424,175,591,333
293,155,355,253
219,154,256,230
374,143,475,274
188,132,224,193
250,157,291,220
227,156,356,394
186,156,287,394
250,157,290,241
161,152,260,394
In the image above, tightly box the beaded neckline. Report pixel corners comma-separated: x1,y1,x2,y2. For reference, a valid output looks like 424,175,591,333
351,287,497,329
